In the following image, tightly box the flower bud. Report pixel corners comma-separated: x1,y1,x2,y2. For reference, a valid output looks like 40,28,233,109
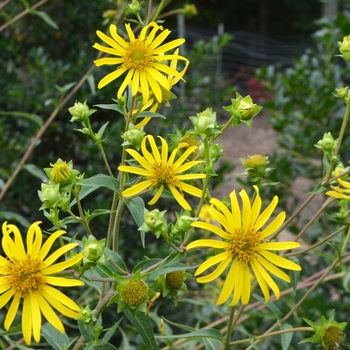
223,92,262,127
174,212,197,231
79,305,96,323
315,132,337,154
335,86,348,100
44,159,80,189
122,280,149,308
166,271,185,290
69,100,96,122
189,108,220,138
38,183,62,209
339,35,350,61
139,209,168,238
209,143,224,162
82,235,106,264
240,154,269,178
121,124,146,150
127,0,141,14
183,4,198,18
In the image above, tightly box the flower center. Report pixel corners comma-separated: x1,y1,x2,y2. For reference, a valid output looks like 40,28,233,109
3,256,45,298
228,226,262,263
123,41,153,70
152,164,179,187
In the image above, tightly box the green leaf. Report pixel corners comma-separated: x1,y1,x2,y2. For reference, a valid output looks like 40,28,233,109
249,334,260,349
41,324,70,349
0,211,31,228
124,196,144,227
136,111,166,119
105,247,128,273
78,320,94,342
86,209,112,222
0,110,43,127
96,121,109,141
280,324,293,350
124,309,158,350
95,103,124,115
30,10,59,29
22,163,46,180
71,174,120,206
100,319,123,345
147,262,195,280
310,182,327,194
87,74,96,95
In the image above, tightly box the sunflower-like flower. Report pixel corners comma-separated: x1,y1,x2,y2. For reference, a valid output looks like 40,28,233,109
187,186,301,306
118,135,205,210
134,48,189,129
0,221,84,345
326,167,350,200
93,22,188,103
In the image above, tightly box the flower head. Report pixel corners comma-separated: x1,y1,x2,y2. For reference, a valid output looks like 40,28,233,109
93,22,188,103
326,167,350,200
118,135,205,210
187,186,301,306
0,221,84,345
301,310,347,349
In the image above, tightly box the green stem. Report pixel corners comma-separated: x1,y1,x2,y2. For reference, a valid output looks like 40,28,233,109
223,306,236,350
230,327,313,347
71,189,93,236
334,96,350,157
151,0,165,23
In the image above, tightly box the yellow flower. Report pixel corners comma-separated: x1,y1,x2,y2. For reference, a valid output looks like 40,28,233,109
326,167,350,200
118,135,205,210
198,204,213,223
187,186,301,306
0,221,84,345
93,22,188,103
135,48,189,129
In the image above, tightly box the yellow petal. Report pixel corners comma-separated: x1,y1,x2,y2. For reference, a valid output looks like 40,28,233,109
217,260,236,305
148,185,164,205
195,251,230,275
177,182,203,198
251,258,280,300
92,43,122,56
147,135,162,163
30,293,42,343
169,185,191,210
45,276,84,287
240,189,251,227
118,165,150,177
260,211,286,239
22,297,32,345
230,258,244,306
251,186,262,224
229,190,241,230
259,242,300,251
140,70,150,103
125,148,153,172
42,253,84,276
3,223,26,261
122,180,152,198
118,68,134,98
144,69,163,102
186,239,228,250
26,222,42,259
191,221,231,240
109,24,127,48
260,250,301,271
41,286,81,316
0,288,13,308
4,293,19,330
38,229,66,261
36,292,65,333
209,201,234,234
152,38,186,54
147,28,169,49
241,264,251,305
197,254,231,283
41,243,79,270
92,56,123,65
256,255,290,282
250,259,269,302
254,196,278,231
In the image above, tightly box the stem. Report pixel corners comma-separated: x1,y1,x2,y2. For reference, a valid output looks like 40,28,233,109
0,0,49,32
223,306,235,350
0,62,97,203
334,97,350,157
151,0,165,23
71,189,93,236
72,288,117,350
230,327,313,347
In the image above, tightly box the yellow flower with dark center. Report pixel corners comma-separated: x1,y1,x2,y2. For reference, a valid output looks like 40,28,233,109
326,167,350,200
187,186,301,306
93,22,188,103
118,135,205,210
0,221,84,345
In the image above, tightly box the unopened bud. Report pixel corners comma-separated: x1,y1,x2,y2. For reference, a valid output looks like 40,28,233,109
339,35,350,61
